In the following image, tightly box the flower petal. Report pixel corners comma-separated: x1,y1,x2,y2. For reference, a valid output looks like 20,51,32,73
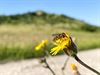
50,46,61,55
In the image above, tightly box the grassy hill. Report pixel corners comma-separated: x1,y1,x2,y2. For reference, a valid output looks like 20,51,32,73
0,10,99,32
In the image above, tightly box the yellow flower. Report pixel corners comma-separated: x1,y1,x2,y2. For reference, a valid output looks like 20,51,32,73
70,64,78,71
35,40,48,50
51,33,100,75
50,32,77,56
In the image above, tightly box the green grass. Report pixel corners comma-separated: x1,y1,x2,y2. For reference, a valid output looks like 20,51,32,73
0,24,100,61
69,31,100,50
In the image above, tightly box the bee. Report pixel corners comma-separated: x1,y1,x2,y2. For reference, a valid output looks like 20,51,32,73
52,33,66,41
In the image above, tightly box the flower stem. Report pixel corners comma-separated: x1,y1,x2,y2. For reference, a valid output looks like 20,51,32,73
74,55,100,75
61,57,69,75
62,57,69,70
43,57,56,75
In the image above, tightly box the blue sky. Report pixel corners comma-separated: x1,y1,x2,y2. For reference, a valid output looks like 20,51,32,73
0,0,99,26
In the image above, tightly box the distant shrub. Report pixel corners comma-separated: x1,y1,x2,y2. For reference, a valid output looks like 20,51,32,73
81,24,97,32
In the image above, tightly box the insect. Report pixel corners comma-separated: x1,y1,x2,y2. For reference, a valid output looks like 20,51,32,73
52,33,67,41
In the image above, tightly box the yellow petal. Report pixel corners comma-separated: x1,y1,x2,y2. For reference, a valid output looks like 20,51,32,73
70,64,77,71
35,44,43,50
50,46,61,55
35,39,48,51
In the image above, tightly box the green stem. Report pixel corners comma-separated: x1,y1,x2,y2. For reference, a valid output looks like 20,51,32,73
74,55,100,75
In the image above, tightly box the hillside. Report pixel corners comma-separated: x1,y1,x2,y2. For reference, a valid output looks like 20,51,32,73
0,10,99,32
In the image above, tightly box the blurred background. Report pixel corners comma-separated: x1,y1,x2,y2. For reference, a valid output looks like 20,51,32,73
0,0,100,61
